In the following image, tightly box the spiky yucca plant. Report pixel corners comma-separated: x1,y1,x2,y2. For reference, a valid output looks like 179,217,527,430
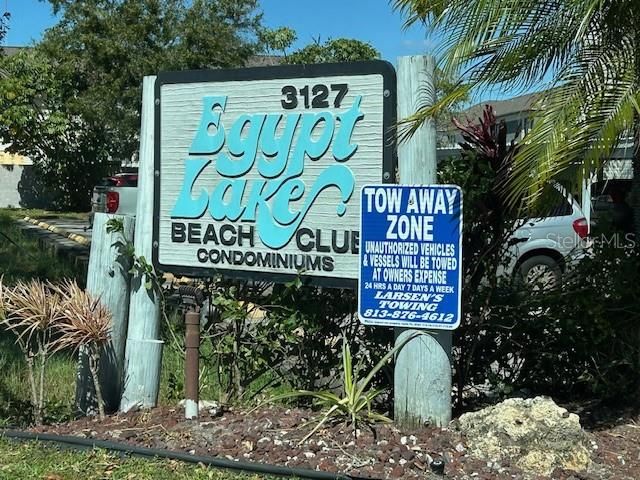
261,331,426,443
1,279,64,425
54,281,112,420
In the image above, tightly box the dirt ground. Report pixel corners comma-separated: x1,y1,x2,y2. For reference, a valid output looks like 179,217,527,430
31,403,640,480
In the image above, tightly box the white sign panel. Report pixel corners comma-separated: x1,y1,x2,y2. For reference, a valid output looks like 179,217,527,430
153,62,396,286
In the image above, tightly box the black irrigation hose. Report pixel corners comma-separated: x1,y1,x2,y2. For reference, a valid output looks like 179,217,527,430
0,429,373,480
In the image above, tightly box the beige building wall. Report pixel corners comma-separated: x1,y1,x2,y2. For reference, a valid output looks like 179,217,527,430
0,151,33,208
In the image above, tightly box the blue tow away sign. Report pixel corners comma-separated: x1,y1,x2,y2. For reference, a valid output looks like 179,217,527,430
358,185,462,330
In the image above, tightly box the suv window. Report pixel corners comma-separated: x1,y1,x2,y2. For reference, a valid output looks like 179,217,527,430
528,184,573,217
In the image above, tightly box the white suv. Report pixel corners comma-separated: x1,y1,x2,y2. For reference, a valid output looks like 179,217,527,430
505,187,589,289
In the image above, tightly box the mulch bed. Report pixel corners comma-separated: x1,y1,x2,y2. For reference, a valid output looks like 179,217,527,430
32,405,640,479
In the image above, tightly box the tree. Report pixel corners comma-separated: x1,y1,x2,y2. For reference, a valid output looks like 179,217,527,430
0,10,8,44
0,0,262,210
259,26,297,61
0,49,109,209
285,38,380,65
261,27,380,64
392,0,640,236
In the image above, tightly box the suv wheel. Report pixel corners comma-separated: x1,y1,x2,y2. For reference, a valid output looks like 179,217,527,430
517,255,562,291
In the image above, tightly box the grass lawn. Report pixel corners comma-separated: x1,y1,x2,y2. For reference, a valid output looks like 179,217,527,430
0,208,89,221
0,211,84,425
0,333,76,427
0,210,85,283
0,439,282,479
0,211,283,426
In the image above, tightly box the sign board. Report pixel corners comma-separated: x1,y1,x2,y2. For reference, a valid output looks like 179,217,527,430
153,62,396,287
358,185,462,329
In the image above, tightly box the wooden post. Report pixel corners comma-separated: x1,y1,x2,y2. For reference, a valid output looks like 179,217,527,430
79,212,134,413
120,75,164,412
394,55,452,428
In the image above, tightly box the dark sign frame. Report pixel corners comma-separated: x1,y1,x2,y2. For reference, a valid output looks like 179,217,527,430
152,60,397,288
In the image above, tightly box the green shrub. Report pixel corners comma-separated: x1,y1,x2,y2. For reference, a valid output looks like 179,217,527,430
440,106,640,406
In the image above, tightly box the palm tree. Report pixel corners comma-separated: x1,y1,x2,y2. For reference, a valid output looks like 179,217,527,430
392,0,640,236
0,10,8,43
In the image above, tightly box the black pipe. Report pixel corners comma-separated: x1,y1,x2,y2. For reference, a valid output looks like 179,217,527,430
0,429,364,480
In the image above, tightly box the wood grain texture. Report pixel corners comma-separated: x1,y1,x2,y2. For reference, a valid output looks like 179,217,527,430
158,74,386,279
120,76,164,412
394,56,452,428
78,212,134,414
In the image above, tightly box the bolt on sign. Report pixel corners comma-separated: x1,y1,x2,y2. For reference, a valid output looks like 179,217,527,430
153,62,396,287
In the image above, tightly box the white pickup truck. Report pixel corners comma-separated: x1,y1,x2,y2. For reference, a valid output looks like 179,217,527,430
90,172,138,227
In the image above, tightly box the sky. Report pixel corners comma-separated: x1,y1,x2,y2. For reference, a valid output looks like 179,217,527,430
3,0,435,63
2,0,537,102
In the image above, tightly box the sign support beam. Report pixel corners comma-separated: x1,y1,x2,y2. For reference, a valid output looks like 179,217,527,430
120,75,164,412
80,212,134,413
394,55,452,428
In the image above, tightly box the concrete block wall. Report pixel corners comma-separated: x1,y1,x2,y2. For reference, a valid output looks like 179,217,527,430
0,164,29,208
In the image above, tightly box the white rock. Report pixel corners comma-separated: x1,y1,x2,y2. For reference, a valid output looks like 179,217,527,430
457,396,591,476
178,399,219,410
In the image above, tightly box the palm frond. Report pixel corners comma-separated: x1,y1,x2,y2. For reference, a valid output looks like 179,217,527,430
506,34,637,207
394,0,638,201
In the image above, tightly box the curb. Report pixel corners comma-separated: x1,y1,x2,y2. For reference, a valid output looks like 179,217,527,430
20,216,197,286
22,216,91,246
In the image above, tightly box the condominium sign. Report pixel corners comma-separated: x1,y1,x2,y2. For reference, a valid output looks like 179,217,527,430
153,62,396,286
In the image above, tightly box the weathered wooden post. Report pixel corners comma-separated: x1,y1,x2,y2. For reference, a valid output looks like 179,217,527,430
120,75,164,412
394,55,452,428
79,212,134,413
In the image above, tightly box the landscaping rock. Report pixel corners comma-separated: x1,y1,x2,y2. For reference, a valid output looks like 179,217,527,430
456,396,591,476
32,402,640,479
